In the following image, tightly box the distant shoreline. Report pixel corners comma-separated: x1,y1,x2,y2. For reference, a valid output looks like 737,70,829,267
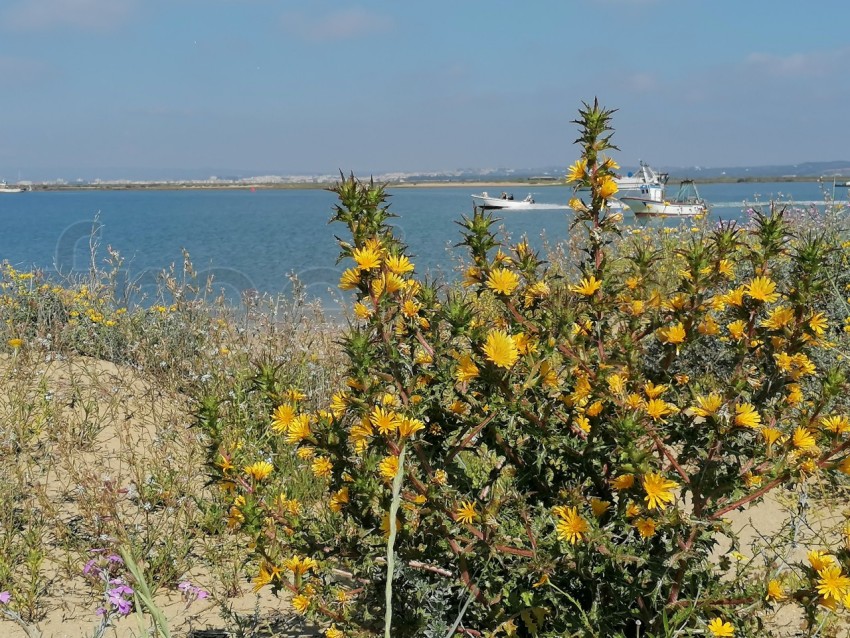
17,175,850,192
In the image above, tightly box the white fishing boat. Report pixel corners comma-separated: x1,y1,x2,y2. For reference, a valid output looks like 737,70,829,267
619,180,709,217
471,192,569,211
577,160,667,194
615,161,669,191
0,181,24,194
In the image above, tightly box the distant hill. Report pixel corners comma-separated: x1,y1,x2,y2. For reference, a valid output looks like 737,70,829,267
372,161,850,184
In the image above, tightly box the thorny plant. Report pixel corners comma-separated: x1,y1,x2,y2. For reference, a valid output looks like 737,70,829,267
208,100,850,637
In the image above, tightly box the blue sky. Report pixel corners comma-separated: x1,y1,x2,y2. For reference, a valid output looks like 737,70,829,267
1,0,849,180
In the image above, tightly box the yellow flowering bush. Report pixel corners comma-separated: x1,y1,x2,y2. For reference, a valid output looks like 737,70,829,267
204,104,850,636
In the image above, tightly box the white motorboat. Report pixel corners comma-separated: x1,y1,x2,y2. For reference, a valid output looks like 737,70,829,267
619,180,709,217
471,192,569,211
0,181,24,193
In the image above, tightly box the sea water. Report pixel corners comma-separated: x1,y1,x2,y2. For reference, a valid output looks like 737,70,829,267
0,182,844,306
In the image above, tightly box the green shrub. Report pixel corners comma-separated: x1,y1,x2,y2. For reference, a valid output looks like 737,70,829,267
205,101,850,637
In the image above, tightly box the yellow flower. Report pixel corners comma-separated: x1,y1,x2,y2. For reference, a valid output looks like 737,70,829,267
645,399,675,421
642,472,677,510
566,158,587,183
370,406,400,435
456,500,477,525
463,266,482,287
766,579,785,601
586,401,604,417
554,506,589,544
286,415,312,444
607,373,625,395
627,299,645,316
398,417,425,438
734,403,761,429
568,197,586,212
339,268,360,290
761,427,783,448
486,267,520,296
244,461,274,482
643,381,668,399
349,418,373,453
330,392,348,419
791,426,816,451
761,306,795,331
401,299,421,317
658,322,686,345
570,320,592,339
808,550,835,571
513,332,538,355
311,456,333,478
745,276,779,303
724,286,746,307
483,329,519,369
385,254,414,274
449,400,468,415
329,487,349,513
707,617,735,637
252,564,274,592
523,280,551,307
271,403,296,433
698,315,720,336
598,176,619,199
455,353,479,382
7,338,23,349
717,259,735,279
589,498,610,517
378,455,400,482
218,454,234,473
808,312,828,335
432,469,448,485
325,626,345,638
821,415,850,434
791,353,816,378
284,555,318,576
634,518,657,538
291,594,310,614
691,393,723,418
726,320,747,340
382,272,405,294
601,156,620,171
817,565,850,602
786,383,803,405
352,245,382,270
353,302,372,319
612,474,635,490
570,275,602,297
574,415,590,433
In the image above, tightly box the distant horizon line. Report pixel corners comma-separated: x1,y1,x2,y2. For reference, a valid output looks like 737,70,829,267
3,159,850,184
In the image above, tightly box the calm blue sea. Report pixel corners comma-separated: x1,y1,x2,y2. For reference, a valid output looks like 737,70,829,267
0,182,844,306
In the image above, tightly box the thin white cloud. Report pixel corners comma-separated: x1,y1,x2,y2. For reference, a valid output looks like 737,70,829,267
126,105,198,118
589,0,664,5
623,72,658,93
281,7,394,42
2,0,138,32
744,47,850,78
0,55,49,75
